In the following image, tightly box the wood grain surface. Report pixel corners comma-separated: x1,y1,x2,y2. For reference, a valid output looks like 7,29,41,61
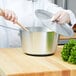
0,46,76,76
59,33,76,40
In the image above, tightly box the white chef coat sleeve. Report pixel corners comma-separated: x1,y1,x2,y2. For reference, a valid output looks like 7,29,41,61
66,10,76,27
46,2,64,14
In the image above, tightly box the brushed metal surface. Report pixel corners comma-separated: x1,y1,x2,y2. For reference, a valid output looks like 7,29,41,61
21,27,58,56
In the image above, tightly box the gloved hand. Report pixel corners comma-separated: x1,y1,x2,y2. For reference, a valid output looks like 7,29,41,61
0,8,17,24
51,10,71,24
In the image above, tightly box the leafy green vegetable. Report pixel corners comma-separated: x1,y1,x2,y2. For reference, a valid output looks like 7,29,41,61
61,39,76,64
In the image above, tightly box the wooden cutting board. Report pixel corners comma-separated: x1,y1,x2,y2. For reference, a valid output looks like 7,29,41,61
0,46,76,76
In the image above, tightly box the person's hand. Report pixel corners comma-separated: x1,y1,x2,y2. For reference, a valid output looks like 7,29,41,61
0,9,17,24
51,11,71,24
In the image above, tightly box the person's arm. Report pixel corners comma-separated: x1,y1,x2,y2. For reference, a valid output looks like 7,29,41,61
50,9,76,27
0,8,17,23
47,2,76,26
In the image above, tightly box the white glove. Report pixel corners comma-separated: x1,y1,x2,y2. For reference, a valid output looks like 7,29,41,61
51,10,71,24
0,8,18,24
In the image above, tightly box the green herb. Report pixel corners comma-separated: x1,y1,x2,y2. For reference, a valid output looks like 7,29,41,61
61,39,76,64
